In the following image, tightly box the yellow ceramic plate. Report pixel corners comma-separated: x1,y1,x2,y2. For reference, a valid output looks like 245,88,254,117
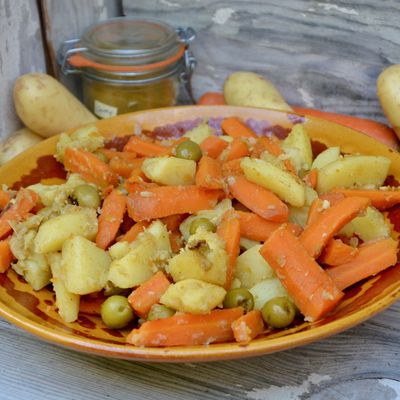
0,106,399,362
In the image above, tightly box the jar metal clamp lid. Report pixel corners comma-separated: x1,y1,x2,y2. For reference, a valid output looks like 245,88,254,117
57,17,197,102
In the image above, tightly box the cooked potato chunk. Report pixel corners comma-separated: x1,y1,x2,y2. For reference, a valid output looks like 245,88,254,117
239,237,260,251
12,253,51,291
62,235,111,295
282,124,313,173
167,230,228,285
183,122,213,144
241,157,306,207
108,241,131,260
33,207,97,253
142,156,196,186
160,279,226,314
311,146,340,170
288,186,318,227
234,245,275,289
108,220,172,288
317,155,391,193
47,252,80,323
249,278,289,310
340,206,391,242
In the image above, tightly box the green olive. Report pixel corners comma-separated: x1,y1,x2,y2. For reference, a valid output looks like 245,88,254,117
94,151,108,163
175,140,202,161
223,288,254,313
73,184,100,208
261,297,296,329
147,304,175,321
100,295,135,329
189,217,216,235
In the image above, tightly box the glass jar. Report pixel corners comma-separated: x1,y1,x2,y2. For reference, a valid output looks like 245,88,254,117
57,18,196,118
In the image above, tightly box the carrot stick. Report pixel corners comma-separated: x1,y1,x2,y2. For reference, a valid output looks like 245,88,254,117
228,175,288,222
195,156,224,190
63,147,119,187
124,136,169,157
252,137,283,157
221,159,243,178
0,239,14,273
169,230,183,253
292,106,399,150
332,188,400,210
300,196,370,258
96,190,127,249
327,238,398,290
318,239,359,266
232,310,265,344
0,190,11,210
160,214,187,232
128,271,171,318
0,189,39,239
126,186,222,221
127,307,244,347
260,225,343,321
118,221,150,243
221,117,258,139
97,149,138,161
304,168,318,189
217,211,241,290
108,158,136,178
200,136,229,159
220,138,250,161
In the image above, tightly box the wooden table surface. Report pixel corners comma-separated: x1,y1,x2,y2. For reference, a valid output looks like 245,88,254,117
1,1,400,399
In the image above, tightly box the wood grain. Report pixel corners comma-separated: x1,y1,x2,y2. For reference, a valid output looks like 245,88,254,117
123,0,400,123
0,0,46,139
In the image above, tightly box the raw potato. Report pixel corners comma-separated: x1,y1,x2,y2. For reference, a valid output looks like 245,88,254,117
282,124,313,173
47,252,80,323
34,207,98,253
0,128,42,166
183,122,213,144
108,220,172,288
13,73,97,138
12,253,51,291
241,157,306,207
311,146,340,170
340,206,391,242
142,156,196,186
160,279,226,314
224,71,292,111
234,245,275,289
62,235,111,295
249,278,290,310
377,65,400,138
316,155,391,193
167,231,228,285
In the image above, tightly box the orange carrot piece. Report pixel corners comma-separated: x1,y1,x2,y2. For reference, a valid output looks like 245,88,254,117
118,221,150,243
128,271,171,318
232,310,265,344
327,238,398,290
217,211,241,290
228,175,288,222
0,190,11,210
220,138,250,161
160,214,187,232
0,189,39,239
195,156,224,190
98,148,138,161
235,211,281,241
127,186,222,221
221,158,243,178
127,307,244,347
260,225,343,321
319,239,359,266
200,136,229,159
304,168,318,189
169,230,183,253
108,158,135,178
64,147,118,187
197,92,225,105
79,293,106,315
0,239,14,273
124,136,168,157
292,106,399,150
300,196,370,258
332,188,400,210
96,190,127,249
221,117,258,139
319,192,346,205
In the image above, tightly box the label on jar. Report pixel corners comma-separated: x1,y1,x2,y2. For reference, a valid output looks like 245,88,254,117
94,100,118,119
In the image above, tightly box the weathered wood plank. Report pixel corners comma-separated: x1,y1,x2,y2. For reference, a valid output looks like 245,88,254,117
0,0,46,139
123,0,400,122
